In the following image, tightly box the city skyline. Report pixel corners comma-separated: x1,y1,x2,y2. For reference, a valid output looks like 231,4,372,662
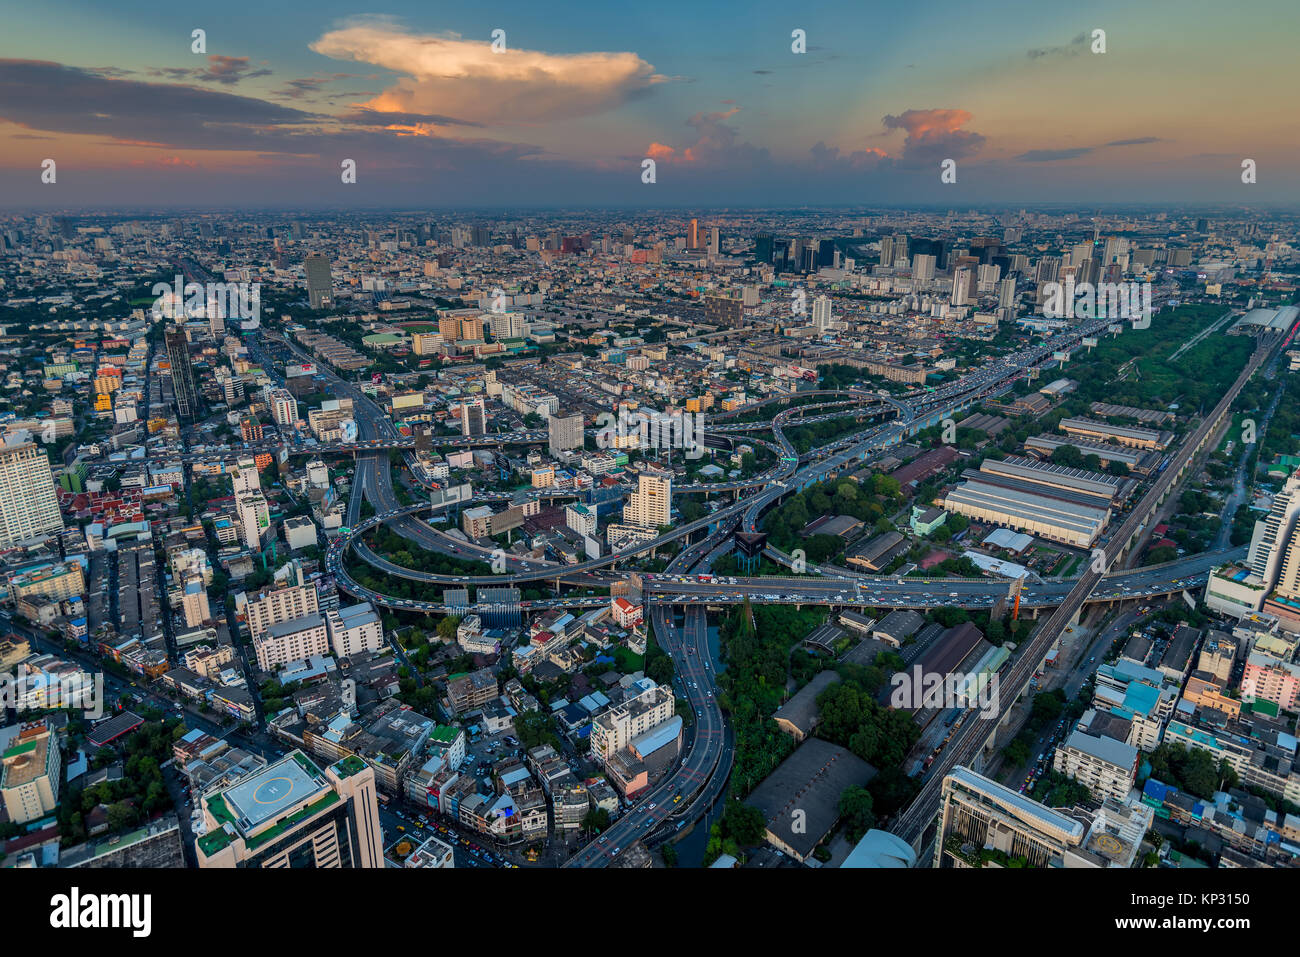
2,0,1299,207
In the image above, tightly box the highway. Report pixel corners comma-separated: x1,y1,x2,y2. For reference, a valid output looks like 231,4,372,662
889,328,1284,848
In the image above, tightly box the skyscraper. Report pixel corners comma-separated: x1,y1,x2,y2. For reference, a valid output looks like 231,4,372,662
304,253,333,309
951,267,972,306
165,327,198,421
0,437,64,549
912,253,936,283
687,218,699,250
548,411,583,458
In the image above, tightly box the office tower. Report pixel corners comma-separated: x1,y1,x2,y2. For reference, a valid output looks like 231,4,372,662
0,437,64,548
811,295,833,333
548,411,583,457
195,751,384,868
235,491,270,550
934,766,1151,869
753,233,775,264
304,253,333,309
708,226,720,257
687,218,700,250
1196,218,1210,233
912,253,936,283
879,236,894,267
461,398,487,437
624,470,671,528
892,234,909,264
1071,241,1094,268
1036,256,1061,284
951,267,972,306
998,277,1017,309
472,224,491,247
165,327,199,421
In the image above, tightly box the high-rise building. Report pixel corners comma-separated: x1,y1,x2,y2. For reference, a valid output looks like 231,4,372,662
687,218,699,250
304,254,333,309
708,226,720,257
246,582,319,640
235,491,270,550
624,470,671,528
1250,469,1300,590
879,235,894,267
912,253,936,282
0,437,64,548
165,328,198,421
548,411,583,457
753,233,775,264
998,277,1017,309
704,293,743,328
230,458,260,497
267,388,298,427
461,398,487,437
811,295,833,333
195,751,384,868
951,267,972,306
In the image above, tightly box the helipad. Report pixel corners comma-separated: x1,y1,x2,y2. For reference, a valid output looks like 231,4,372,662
222,754,329,834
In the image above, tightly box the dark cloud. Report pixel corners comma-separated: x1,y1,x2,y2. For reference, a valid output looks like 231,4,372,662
1016,147,1094,162
1105,137,1162,147
1027,32,1089,59
340,106,483,128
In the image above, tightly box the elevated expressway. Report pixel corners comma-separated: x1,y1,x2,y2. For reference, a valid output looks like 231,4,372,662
889,328,1286,854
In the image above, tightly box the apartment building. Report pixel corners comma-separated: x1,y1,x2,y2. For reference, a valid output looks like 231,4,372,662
326,602,384,658
590,679,674,764
0,720,62,825
623,470,671,529
1053,730,1139,802
245,583,320,640
0,437,64,548
253,614,330,671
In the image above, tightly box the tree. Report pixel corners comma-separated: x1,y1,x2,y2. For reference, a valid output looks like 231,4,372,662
581,807,611,835
721,801,766,846
838,786,876,842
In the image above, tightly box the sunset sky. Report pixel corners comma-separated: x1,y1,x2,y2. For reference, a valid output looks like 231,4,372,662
1,0,1297,207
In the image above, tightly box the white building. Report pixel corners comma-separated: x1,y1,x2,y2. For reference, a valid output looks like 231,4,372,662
326,602,384,658
253,613,330,671
0,437,64,548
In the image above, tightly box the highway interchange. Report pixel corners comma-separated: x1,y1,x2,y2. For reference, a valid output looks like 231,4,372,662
249,310,1278,865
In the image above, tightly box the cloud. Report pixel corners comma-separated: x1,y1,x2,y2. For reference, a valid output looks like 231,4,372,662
147,55,272,85
643,106,769,166
1027,33,1089,60
0,59,312,149
310,21,665,124
1016,147,1094,162
339,105,482,128
881,108,985,167
808,141,888,171
1105,136,1162,147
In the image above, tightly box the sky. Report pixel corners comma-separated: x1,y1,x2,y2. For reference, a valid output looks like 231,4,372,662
1,0,1297,208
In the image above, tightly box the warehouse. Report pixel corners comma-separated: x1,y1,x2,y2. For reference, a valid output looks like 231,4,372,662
1023,434,1162,476
977,455,1132,505
941,479,1110,548
1058,417,1173,450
